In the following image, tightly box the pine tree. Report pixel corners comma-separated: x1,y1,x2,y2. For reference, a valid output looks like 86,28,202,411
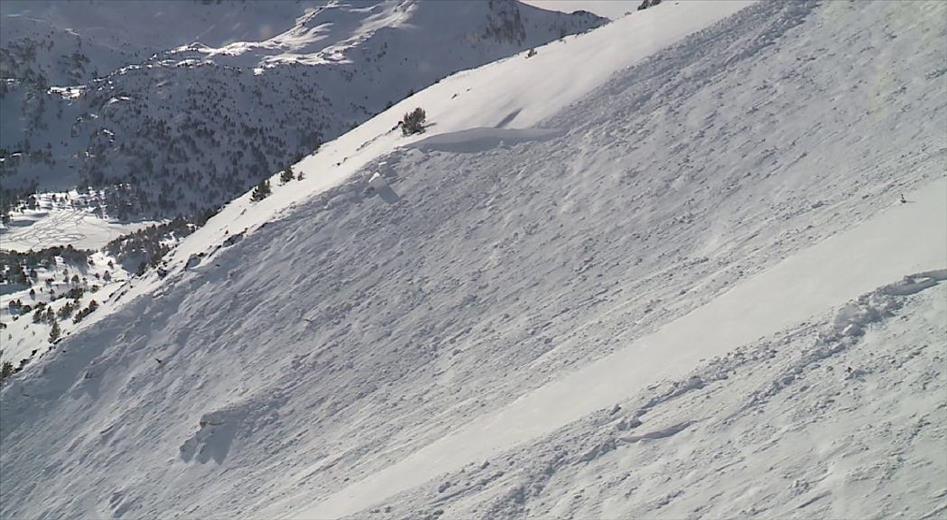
280,168,294,184
401,108,427,136
251,179,272,201
0,361,13,384
58,302,75,319
49,318,61,343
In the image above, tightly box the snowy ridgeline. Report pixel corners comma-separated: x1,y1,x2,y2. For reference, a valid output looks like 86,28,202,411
1,1,947,519
0,0,605,219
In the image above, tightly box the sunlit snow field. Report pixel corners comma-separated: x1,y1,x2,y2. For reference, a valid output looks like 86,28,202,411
1,1,945,519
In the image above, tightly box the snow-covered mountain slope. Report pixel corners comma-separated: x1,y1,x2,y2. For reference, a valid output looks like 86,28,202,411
372,272,947,519
0,0,604,362
0,0,604,219
297,179,947,519
74,0,756,340
0,0,326,85
0,246,136,368
2,1,946,519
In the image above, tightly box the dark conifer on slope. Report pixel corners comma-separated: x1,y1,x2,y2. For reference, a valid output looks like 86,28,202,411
401,108,427,136
251,179,272,201
48,318,61,343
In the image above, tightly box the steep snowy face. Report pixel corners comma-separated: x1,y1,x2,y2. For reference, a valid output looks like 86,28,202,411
1,1,945,519
0,0,605,218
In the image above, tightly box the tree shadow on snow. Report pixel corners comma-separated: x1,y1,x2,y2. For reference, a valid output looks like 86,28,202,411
494,108,522,128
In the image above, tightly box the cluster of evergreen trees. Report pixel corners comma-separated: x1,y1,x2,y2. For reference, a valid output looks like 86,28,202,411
102,208,216,274
104,218,190,274
0,246,91,286
72,300,99,324
0,181,39,224
250,179,271,202
250,165,305,202
0,360,14,385
71,65,328,219
0,345,40,385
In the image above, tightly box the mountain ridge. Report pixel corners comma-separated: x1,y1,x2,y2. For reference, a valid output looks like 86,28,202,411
1,1,945,519
0,0,605,219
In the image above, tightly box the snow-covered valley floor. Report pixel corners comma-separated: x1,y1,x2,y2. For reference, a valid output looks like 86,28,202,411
1,191,158,252
1,1,945,519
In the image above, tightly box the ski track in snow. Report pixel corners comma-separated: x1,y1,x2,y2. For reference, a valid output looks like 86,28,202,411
2,1,947,519
1,207,155,251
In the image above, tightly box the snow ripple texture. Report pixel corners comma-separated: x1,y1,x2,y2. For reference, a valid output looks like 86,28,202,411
2,1,946,519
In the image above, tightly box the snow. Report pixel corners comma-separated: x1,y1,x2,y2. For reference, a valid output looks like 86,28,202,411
0,250,133,365
299,177,947,519
2,1,946,519
367,172,389,191
0,191,159,251
150,0,754,278
409,128,565,154
383,279,947,519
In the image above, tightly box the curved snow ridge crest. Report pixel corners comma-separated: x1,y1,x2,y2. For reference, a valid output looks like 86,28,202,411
407,127,564,154
878,269,947,296
829,268,947,338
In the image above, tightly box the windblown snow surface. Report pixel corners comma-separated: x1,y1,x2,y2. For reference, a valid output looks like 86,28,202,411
2,1,946,519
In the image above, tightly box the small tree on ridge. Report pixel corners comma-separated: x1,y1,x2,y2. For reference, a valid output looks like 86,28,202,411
401,108,426,136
